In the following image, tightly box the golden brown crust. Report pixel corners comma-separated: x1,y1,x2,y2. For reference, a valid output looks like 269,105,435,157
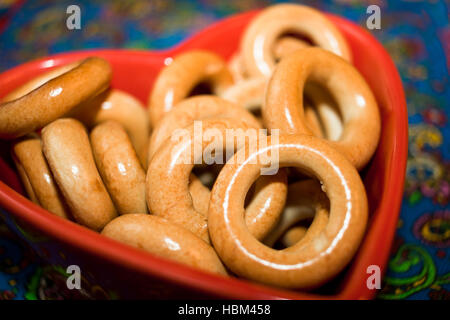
241,3,351,77
245,171,288,240
263,179,329,247
147,118,261,243
12,135,70,219
273,36,310,61
208,134,368,288
220,77,267,123
188,173,211,216
102,214,228,276
90,121,147,215
281,226,307,247
263,48,380,170
41,118,117,231
68,89,149,167
148,50,234,127
0,58,112,139
148,95,261,161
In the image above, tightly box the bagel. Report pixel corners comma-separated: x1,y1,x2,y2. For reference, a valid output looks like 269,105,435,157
241,4,351,77
102,214,227,276
0,57,111,139
148,95,261,161
41,118,117,231
221,77,324,136
146,118,286,243
263,48,380,170
68,89,149,166
148,50,234,127
263,180,329,248
90,121,147,215
12,134,70,219
208,134,368,288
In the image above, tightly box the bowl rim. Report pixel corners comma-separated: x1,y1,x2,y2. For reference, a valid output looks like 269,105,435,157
0,10,408,300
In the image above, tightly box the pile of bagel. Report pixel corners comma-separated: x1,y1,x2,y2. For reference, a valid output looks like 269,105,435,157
0,4,380,289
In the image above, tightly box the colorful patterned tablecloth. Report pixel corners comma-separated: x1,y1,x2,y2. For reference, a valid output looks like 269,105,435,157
0,0,448,300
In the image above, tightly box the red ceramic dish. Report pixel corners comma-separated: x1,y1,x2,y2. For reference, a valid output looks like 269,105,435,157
0,10,407,299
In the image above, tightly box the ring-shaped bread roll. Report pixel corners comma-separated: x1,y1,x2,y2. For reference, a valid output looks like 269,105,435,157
273,36,310,61
148,95,261,161
228,36,310,82
220,78,324,137
90,121,147,215
263,180,329,247
188,168,288,240
147,118,286,243
220,77,267,117
244,172,288,240
67,89,149,166
263,48,380,170
12,135,70,219
148,50,234,127
102,214,227,276
41,118,117,231
241,4,351,77
0,57,111,139
208,134,368,288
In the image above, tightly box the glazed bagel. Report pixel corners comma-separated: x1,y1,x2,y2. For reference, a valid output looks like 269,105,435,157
0,57,112,139
220,77,267,118
12,134,70,219
90,121,147,215
147,118,286,243
102,214,227,276
68,89,149,166
148,95,261,161
221,78,324,136
188,167,289,241
263,48,380,170
273,36,310,61
148,50,234,127
245,172,288,240
241,4,351,77
263,179,329,248
41,118,117,231
228,36,310,82
208,134,368,288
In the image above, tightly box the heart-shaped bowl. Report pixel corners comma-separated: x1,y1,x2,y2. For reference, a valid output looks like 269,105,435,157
0,10,407,299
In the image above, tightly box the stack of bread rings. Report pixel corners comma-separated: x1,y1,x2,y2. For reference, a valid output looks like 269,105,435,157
0,4,380,290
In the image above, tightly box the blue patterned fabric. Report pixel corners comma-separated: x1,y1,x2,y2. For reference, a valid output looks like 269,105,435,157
0,0,448,300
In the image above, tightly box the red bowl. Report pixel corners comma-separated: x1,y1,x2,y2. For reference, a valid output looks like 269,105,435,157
0,10,407,299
